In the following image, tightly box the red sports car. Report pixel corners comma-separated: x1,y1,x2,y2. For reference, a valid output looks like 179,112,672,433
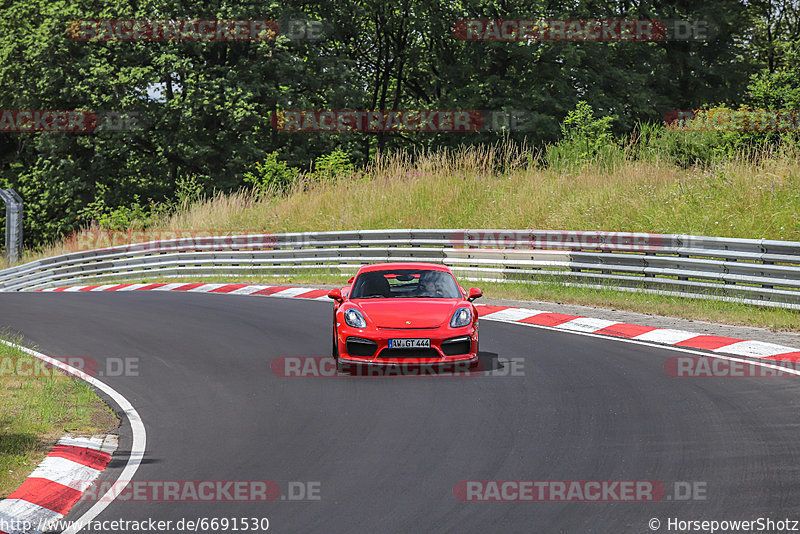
327,262,482,370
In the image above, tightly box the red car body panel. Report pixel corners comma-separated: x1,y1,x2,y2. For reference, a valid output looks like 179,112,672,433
330,262,480,366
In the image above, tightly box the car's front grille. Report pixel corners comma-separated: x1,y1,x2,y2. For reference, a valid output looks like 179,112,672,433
441,337,471,356
346,337,378,357
377,326,439,330
378,348,440,359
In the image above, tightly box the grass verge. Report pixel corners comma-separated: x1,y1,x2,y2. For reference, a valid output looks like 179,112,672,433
0,335,118,498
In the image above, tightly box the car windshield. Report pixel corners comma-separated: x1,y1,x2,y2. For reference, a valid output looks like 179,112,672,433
350,269,461,299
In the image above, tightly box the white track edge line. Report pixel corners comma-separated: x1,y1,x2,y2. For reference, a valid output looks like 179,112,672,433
0,339,147,534
481,316,800,376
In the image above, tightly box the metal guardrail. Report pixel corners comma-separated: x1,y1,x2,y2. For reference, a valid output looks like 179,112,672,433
0,229,799,309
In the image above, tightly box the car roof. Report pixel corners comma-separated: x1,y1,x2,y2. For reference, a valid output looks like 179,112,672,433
356,262,452,274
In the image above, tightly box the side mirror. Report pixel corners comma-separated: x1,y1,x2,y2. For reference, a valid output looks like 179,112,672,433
467,288,482,301
347,277,354,284
328,288,344,303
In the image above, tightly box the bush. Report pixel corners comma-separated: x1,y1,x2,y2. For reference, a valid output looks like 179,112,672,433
310,149,355,180
546,101,622,170
244,152,300,196
76,184,152,230
636,122,730,167
635,106,795,167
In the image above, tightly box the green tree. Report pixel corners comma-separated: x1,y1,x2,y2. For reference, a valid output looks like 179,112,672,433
0,0,788,247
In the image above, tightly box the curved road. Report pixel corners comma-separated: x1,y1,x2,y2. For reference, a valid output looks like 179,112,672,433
1,292,799,533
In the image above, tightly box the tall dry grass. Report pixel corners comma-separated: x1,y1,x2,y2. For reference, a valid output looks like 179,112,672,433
8,142,800,267
157,142,800,238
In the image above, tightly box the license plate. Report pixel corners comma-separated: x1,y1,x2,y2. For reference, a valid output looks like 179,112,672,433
389,338,431,348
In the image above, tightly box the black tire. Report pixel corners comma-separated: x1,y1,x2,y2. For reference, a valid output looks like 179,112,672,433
332,323,350,374
332,325,339,360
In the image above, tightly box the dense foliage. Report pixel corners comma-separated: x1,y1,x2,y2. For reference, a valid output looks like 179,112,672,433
0,0,798,246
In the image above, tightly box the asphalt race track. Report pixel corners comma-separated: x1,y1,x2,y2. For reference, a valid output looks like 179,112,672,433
2,292,799,533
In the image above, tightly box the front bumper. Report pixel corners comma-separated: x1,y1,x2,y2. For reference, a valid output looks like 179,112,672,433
336,326,478,365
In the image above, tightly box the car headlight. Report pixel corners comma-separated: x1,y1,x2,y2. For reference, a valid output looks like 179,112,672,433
450,307,472,328
344,308,367,328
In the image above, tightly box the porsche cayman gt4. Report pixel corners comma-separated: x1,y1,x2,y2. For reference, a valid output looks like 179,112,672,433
328,263,482,369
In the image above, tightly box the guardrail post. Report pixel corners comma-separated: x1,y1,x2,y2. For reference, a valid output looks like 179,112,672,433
0,189,23,264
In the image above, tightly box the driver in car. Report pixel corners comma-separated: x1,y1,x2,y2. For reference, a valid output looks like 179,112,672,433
416,272,445,297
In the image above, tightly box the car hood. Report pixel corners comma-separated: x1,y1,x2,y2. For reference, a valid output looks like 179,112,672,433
355,299,464,329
